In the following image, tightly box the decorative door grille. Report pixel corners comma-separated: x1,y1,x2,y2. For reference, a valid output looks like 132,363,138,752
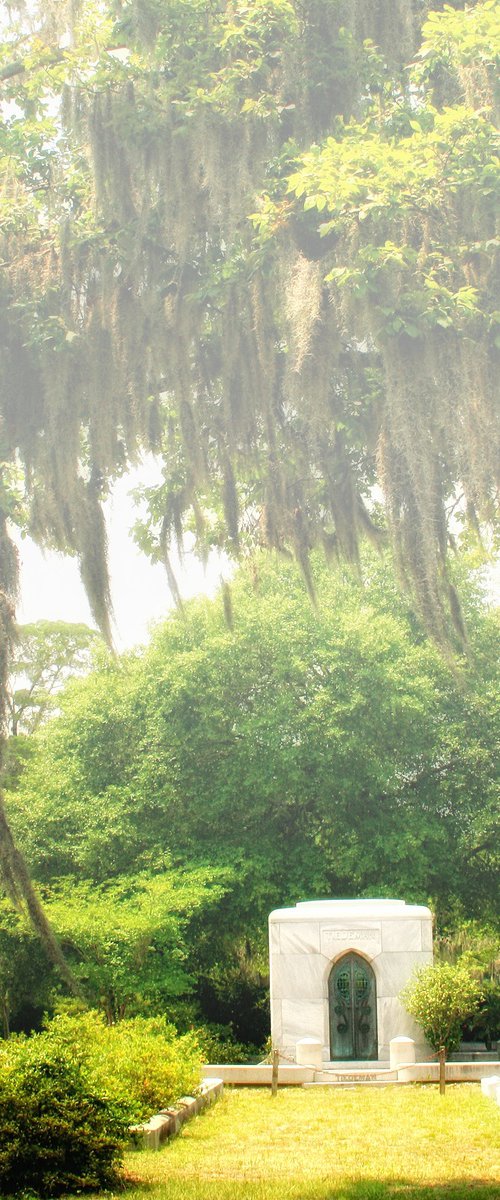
328,953,377,1061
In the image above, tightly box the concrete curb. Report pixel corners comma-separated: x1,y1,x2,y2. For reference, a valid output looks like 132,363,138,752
129,1077,224,1150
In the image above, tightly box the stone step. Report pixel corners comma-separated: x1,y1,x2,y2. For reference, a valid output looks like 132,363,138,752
306,1078,402,1088
318,1065,388,1075
313,1068,398,1085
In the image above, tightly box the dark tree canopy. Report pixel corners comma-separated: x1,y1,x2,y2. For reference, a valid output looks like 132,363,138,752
0,1,499,956
1,1,498,647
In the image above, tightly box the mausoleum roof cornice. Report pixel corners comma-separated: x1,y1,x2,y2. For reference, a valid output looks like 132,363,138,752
269,899,432,922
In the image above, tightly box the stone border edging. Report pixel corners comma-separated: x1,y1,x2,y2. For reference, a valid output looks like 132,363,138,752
129,1077,224,1150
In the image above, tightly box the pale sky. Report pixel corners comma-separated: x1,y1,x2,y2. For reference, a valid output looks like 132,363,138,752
13,463,499,651
14,462,228,651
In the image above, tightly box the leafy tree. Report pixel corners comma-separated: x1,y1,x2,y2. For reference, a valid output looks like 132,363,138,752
0,624,99,1000
7,621,100,737
0,0,498,968
15,552,498,910
401,959,484,1057
2,620,101,791
0,854,232,1030
6,552,498,1037
44,867,232,1023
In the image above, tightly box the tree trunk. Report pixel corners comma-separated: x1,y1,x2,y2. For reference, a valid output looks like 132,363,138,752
1,989,10,1039
271,1048,279,1097
0,792,83,998
0,515,83,1000
439,1046,446,1095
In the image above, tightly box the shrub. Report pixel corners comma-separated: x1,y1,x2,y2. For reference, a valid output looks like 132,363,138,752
197,1022,264,1064
101,1015,203,1116
0,1010,204,1194
8,1010,203,1122
0,1054,127,1197
400,960,483,1057
463,978,500,1050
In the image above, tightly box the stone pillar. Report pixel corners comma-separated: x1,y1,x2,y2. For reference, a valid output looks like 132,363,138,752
296,1037,323,1068
390,1036,416,1071
481,1076,500,1099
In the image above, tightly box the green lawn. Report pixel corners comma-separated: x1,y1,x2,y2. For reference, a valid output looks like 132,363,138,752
107,1085,498,1200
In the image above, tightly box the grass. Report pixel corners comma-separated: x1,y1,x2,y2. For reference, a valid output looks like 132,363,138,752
100,1085,499,1200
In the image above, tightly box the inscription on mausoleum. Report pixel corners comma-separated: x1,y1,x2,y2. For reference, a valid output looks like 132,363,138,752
324,928,380,941
320,924,382,957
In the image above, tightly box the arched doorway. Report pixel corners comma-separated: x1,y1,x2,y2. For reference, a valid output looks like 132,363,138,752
328,953,378,1061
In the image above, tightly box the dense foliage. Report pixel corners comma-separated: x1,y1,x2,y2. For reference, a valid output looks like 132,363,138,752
0,1008,203,1196
465,978,500,1049
0,863,232,1033
0,897,52,1036
4,552,498,1041
0,1053,127,1197
0,1008,203,1120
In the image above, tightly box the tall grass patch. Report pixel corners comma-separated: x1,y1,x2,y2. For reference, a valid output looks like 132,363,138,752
121,1085,499,1200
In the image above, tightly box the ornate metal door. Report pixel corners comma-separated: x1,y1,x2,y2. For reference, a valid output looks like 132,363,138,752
329,954,377,1060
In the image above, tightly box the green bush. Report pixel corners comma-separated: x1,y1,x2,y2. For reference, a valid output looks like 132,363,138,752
8,1009,203,1121
0,1055,127,1197
99,1014,202,1116
463,978,500,1050
0,1010,204,1194
0,1009,203,1121
197,1022,264,1064
401,960,483,1056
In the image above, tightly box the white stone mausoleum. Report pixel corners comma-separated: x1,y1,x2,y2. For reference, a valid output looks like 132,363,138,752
269,898,433,1062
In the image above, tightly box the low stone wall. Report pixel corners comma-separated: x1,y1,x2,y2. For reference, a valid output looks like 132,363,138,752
201,1064,316,1085
130,1077,224,1150
201,1061,500,1087
397,1061,500,1084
